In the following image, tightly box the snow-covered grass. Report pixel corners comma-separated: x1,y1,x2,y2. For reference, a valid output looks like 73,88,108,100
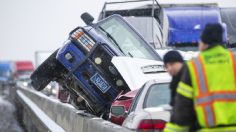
0,96,24,132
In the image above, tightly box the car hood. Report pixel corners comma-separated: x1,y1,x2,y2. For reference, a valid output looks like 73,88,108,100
112,57,170,90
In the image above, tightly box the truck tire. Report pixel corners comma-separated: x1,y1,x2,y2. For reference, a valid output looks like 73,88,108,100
30,49,67,91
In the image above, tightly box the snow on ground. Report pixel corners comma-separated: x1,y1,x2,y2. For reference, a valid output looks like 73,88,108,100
156,49,199,60
0,96,24,132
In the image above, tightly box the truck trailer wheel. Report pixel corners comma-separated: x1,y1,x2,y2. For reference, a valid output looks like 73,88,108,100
30,49,67,91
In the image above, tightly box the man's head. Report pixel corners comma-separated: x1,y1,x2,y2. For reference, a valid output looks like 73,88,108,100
199,23,224,51
163,50,184,76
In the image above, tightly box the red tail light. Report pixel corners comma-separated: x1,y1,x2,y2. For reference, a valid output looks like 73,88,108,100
138,119,166,131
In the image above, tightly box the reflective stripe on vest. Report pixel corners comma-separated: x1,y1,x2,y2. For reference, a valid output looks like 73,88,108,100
230,50,236,88
192,51,236,127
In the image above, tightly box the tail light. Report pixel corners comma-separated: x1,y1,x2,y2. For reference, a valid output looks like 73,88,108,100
137,119,166,131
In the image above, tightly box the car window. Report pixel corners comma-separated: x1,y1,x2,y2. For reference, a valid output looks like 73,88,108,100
97,17,159,60
128,84,145,113
144,83,170,108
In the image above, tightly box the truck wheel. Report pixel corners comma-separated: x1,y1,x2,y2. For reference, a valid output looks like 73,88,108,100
30,49,67,91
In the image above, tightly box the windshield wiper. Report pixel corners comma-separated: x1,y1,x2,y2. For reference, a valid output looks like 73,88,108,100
98,26,130,56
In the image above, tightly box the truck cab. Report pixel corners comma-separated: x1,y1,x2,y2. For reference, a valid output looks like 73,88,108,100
0,62,13,87
14,61,34,80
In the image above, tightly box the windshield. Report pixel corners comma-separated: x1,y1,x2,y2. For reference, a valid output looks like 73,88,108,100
144,83,170,108
97,16,159,60
125,17,163,48
17,70,33,76
0,70,11,78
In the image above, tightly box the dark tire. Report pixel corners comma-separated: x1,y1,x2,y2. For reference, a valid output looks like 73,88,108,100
30,49,67,91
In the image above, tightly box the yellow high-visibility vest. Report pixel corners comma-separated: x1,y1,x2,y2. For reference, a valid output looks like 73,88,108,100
187,45,236,128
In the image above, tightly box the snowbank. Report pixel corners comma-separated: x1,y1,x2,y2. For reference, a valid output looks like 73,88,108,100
0,96,23,132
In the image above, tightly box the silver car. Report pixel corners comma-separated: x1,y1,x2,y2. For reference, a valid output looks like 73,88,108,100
122,78,172,131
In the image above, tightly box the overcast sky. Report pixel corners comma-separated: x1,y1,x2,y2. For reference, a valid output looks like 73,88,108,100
0,0,236,64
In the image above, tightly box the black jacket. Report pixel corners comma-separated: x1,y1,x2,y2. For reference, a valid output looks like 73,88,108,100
169,66,184,106
170,63,199,131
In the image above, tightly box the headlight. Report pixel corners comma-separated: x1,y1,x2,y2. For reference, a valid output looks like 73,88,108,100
71,29,95,51
46,85,52,90
116,79,124,86
52,89,57,95
23,82,28,87
94,57,102,64
65,52,74,63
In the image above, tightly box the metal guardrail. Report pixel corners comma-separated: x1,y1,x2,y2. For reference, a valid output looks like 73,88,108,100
14,86,132,132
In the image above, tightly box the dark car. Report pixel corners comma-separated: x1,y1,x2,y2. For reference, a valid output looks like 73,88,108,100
110,89,139,125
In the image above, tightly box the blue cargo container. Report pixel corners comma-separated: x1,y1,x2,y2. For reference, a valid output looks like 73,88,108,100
163,6,227,46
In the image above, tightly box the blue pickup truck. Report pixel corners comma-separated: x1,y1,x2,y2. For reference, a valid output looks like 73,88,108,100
30,13,161,117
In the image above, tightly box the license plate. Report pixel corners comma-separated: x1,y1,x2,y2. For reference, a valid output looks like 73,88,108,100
90,73,111,93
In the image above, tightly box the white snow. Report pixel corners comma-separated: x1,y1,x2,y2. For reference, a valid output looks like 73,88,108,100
0,96,24,132
155,49,199,60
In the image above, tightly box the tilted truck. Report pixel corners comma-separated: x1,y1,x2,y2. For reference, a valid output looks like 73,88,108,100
30,13,162,117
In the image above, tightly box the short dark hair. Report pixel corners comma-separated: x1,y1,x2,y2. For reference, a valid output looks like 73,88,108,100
201,23,224,45
163,50,184,65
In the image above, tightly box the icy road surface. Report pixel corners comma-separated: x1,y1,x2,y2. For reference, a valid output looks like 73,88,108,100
0,96,24,132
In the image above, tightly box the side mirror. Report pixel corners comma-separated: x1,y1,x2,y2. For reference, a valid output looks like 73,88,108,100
81,12,94,26
111,106,126,116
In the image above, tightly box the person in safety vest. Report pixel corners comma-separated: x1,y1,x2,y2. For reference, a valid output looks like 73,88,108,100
164,23,236,132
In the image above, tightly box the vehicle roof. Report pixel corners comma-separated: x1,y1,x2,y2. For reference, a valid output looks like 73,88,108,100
112,56,170,90
144,78,171,87
15,61,34,71
0,62,12,70
121,89,139,98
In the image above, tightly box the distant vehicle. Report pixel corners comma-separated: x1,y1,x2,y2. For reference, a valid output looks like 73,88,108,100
110,89,139,125
16,74,32,88
58,86,70,103
220,8,236,47
0,62,13,87
14,61,34,80
30,13,161,117
161,4,227,49
99,0,164,49
41,82,59,98
122,78,172,131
